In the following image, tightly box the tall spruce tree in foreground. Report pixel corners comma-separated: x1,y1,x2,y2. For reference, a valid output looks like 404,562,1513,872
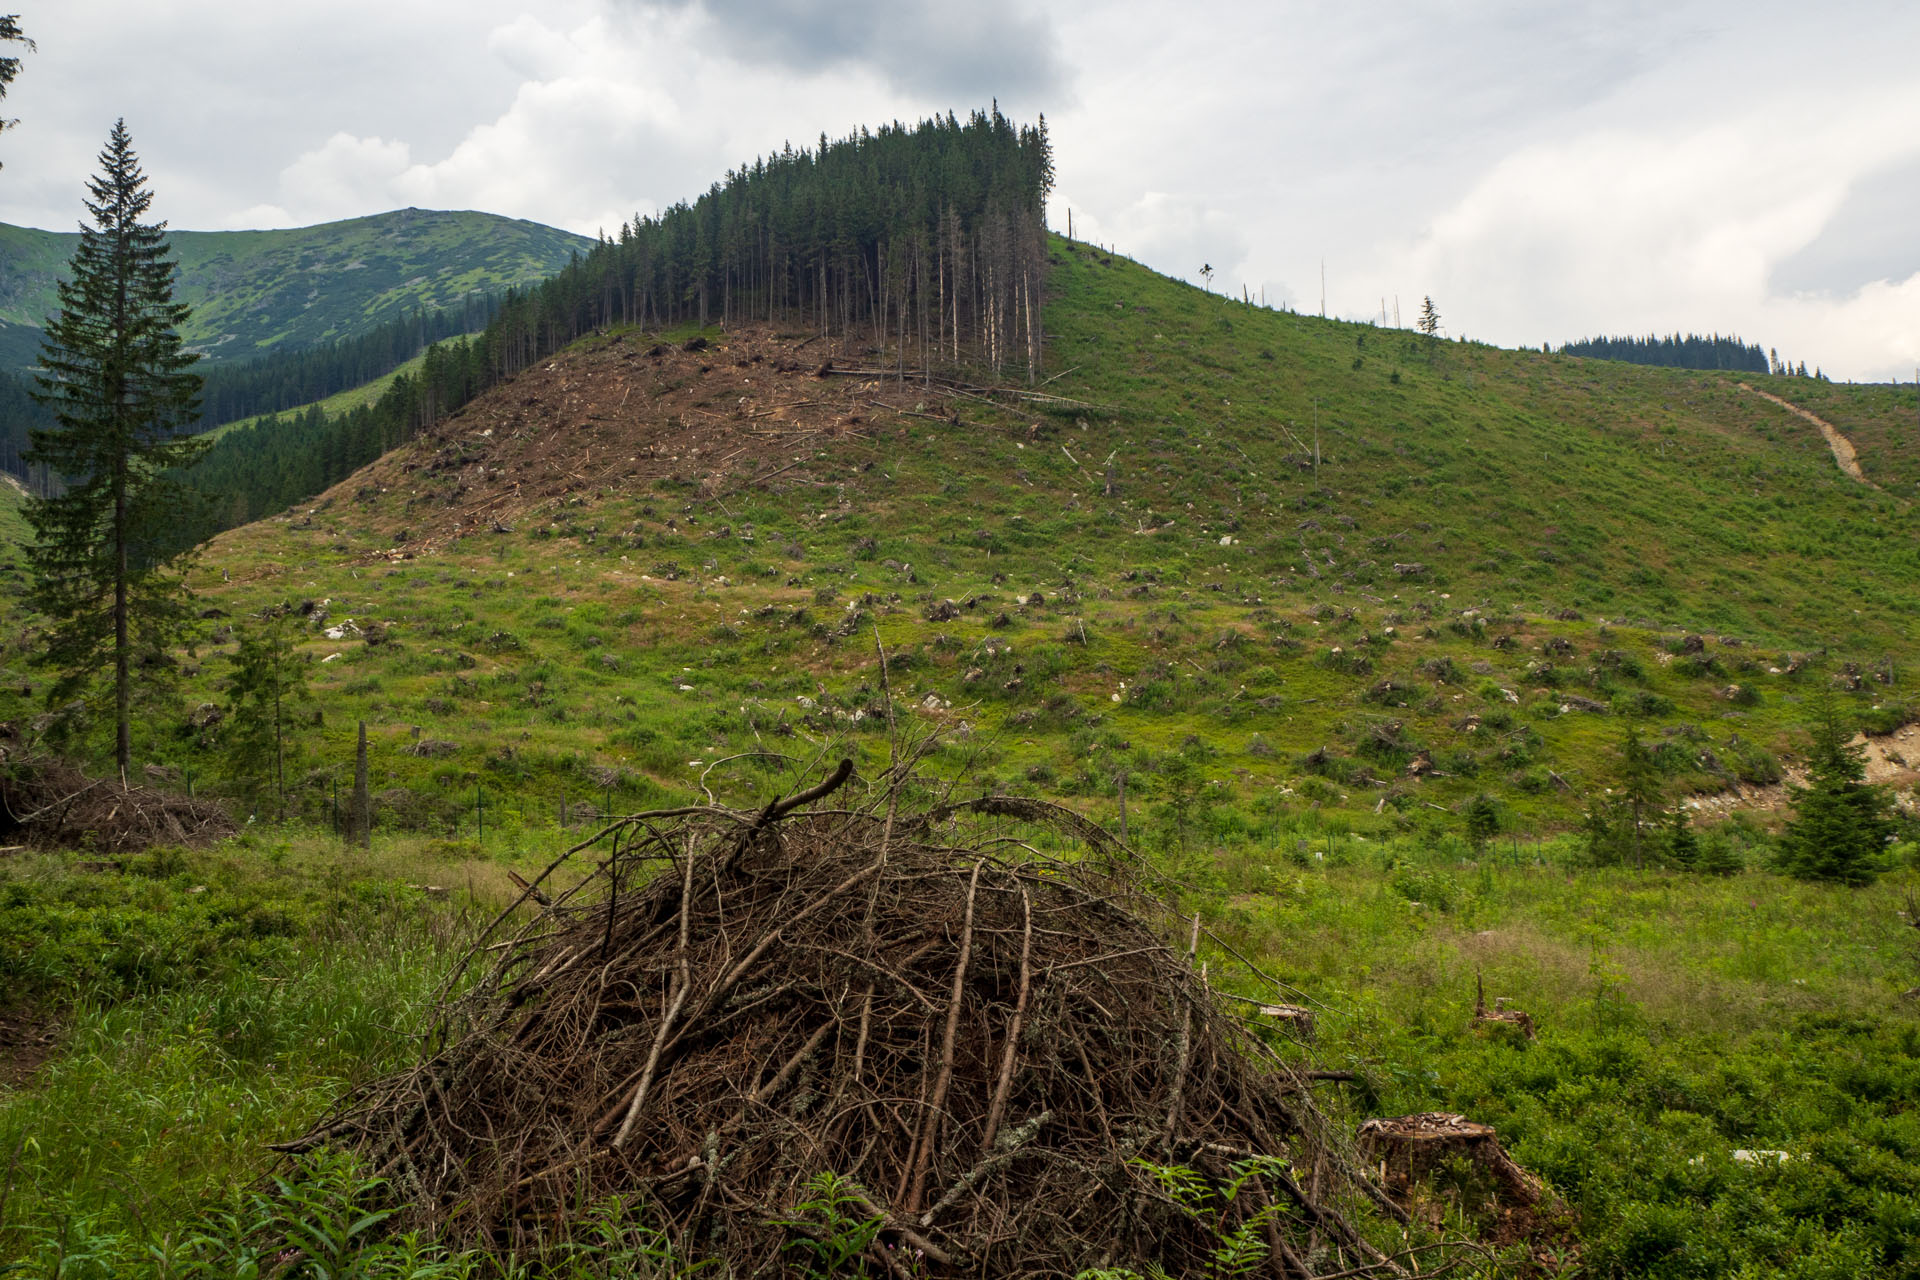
1779,688,1895,884
26,120,206,784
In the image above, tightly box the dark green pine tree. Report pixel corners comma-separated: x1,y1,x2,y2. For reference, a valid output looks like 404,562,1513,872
1464,793,1500,852
1779,689,1896,884
223,611,311,817
1663,803,1700,870
26,120,207,784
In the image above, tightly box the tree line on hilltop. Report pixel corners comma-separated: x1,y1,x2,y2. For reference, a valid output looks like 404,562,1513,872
494,105,1054,378
1558,332,1825,379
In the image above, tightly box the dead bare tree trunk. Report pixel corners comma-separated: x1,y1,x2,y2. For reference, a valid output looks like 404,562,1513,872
350,720,372,850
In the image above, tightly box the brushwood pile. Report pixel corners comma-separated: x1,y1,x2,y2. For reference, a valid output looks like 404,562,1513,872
286,761,1416,1276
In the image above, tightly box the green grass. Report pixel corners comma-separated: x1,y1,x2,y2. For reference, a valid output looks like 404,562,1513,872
0,212,591,369
0,831,573,1260
1746,375,1920,496
1202,837,1920,1278
1,826,1914,1276
0,472,29,559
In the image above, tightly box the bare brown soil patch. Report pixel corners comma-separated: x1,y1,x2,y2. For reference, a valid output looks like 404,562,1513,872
292,329,987,559
1685,723,1919,820
0,1005,60,1088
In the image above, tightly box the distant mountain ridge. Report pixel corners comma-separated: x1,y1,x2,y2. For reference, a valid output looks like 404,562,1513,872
0,208,595,369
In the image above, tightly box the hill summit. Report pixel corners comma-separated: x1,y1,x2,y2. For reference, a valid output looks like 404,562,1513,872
0,207,593,369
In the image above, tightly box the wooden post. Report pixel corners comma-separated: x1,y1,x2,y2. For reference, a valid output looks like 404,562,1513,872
349,720,372,850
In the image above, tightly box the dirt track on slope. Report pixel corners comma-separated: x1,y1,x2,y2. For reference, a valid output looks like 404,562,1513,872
1738,383,1876,487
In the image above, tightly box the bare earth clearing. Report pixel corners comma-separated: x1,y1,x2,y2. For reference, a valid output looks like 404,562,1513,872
286,329,971,563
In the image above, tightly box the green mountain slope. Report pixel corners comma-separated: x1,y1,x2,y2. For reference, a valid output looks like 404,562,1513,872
0,209,593,367
55,233,1892,851
202,336,478,444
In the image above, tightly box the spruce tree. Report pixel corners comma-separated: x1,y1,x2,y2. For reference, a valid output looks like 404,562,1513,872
1663,804,1700,870
223,612,311,815
1464,793,1499,852
1779,689,1895,884
1417,296,1441,339
25,120,207,784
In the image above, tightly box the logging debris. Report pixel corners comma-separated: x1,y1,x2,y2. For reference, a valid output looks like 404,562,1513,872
282,759,1425,1276
0,754,234,853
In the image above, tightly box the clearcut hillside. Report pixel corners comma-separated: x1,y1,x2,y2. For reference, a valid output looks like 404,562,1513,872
0,208,593,368
22,234,1904,843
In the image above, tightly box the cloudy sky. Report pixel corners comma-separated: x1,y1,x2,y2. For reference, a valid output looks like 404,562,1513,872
3,0,1918,380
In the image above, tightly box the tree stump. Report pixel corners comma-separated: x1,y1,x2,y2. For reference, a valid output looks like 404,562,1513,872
1471,972,1536,1039
1253,1003,1316,1039
1355,1112,1546,1207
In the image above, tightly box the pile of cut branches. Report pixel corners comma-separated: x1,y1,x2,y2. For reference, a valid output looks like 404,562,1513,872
0,755,234,852
285,760,1416,1276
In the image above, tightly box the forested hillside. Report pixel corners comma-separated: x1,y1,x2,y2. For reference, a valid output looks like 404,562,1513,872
0,298,499,488
488,107,1053,378
0,209,589,368
173,108,1053,540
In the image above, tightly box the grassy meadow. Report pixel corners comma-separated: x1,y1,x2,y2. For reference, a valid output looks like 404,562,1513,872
1,824,1915,1277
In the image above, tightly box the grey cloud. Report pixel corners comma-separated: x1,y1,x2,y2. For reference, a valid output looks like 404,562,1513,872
626,0,1065,102
1770,156,1920,296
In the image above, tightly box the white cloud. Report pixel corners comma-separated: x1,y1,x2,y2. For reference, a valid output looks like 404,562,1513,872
1371,80,1920,376
1066,191,1250,294
3,0,1919,377
278,133,414,221
219,203,296,231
